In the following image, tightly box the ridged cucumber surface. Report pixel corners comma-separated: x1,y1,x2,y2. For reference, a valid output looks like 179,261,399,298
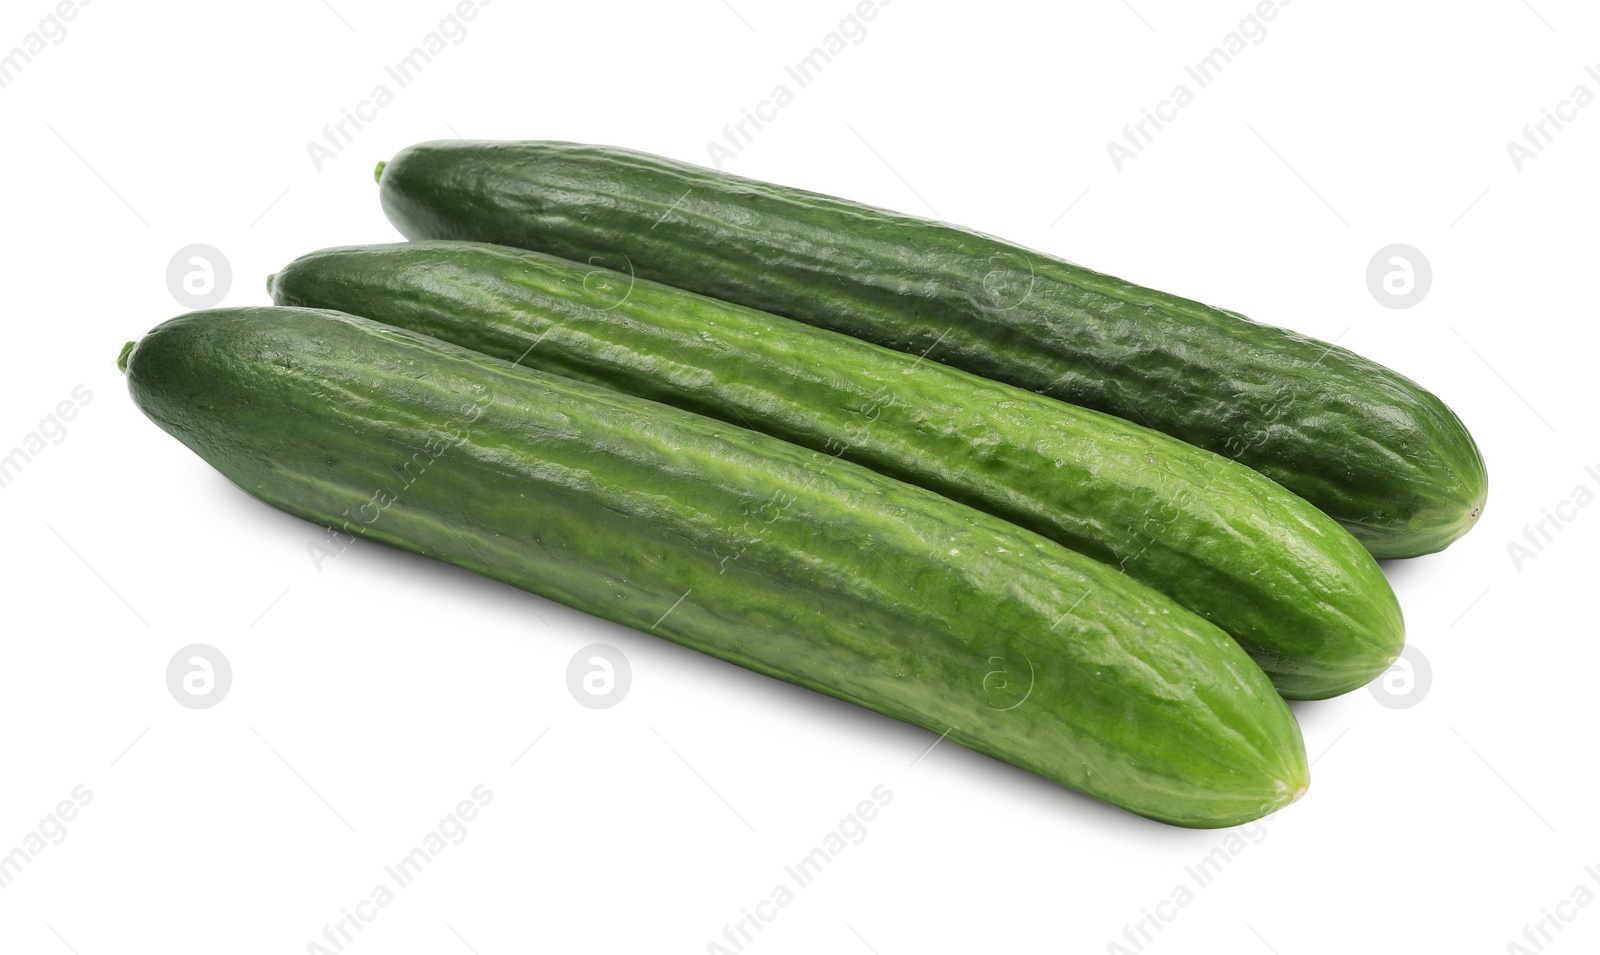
121,306,1308,827
270,241,1404,699
374,140,1487,558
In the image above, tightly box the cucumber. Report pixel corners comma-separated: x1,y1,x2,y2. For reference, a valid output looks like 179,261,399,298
374,140,1487,559
270,241,1404,699
121,306,1308,828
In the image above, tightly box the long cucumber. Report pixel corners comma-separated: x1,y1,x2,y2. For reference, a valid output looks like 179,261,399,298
373,140,1487,558
270,241,1404,699
121,306,1308,827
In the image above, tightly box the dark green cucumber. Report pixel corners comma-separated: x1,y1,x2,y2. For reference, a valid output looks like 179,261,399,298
270,242,1404,699
374,140,1487,558
122,306,1308,827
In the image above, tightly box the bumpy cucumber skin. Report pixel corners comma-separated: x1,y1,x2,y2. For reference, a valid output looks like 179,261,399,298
375,140,1487,559
123,307,1308,828
271,242,1404,699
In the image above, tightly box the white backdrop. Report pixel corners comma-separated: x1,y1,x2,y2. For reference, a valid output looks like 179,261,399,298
2,1,1595,952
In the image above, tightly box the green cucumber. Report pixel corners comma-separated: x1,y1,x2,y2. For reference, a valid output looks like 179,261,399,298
121,306,1308,828
374,140,1487,558
270,241,1404,699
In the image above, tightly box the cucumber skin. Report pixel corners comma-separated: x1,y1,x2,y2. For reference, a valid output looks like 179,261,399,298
375,140,1487,559
271,242,1404,699
122,307,1308,828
